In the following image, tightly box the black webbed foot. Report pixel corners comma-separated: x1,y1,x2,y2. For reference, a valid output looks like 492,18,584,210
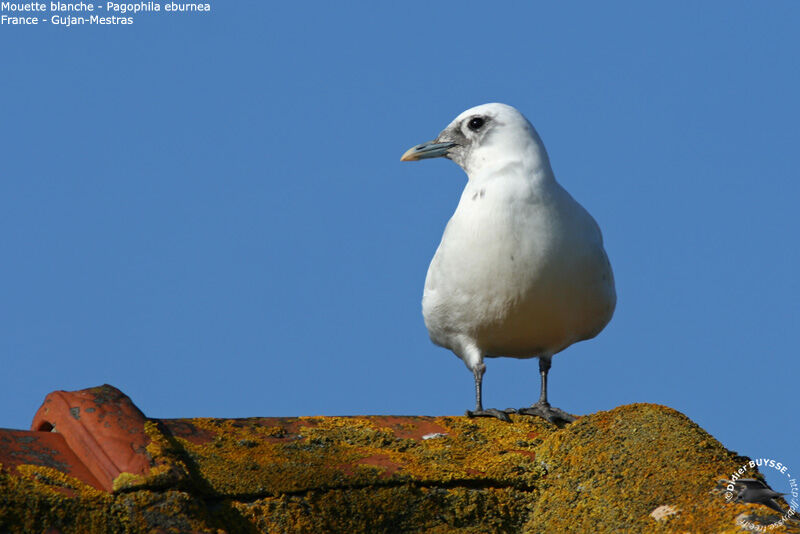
517,402,576,425
466,408,515,422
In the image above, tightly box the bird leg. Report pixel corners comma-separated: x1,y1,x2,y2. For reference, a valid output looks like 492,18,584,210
466,363,514,422
518,356,576,425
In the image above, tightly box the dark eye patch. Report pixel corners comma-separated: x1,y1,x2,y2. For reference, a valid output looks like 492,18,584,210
467,117,485,131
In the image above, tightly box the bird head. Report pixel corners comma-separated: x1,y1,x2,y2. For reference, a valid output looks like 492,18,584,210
401,103,551,177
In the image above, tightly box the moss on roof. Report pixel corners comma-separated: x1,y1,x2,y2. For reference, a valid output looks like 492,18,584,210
2,403,798,533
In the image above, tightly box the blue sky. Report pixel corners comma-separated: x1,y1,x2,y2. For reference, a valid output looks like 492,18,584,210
2,3,798,492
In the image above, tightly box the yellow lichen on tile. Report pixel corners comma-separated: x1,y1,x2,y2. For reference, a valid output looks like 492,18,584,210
160,414,553,498
3,404,799,533
14,464,106,499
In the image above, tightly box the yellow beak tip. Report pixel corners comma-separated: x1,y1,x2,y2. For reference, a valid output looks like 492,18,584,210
400,148,419,162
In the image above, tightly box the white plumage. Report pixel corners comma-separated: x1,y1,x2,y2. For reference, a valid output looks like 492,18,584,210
402,103,615,423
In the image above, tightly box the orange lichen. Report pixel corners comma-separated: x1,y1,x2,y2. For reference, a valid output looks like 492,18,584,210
154,413,550,498
14,464,106,500
2,404,799,533
1,466,220,533
528,403,798,533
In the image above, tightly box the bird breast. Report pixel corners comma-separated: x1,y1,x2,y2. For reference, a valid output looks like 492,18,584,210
422,176,616,358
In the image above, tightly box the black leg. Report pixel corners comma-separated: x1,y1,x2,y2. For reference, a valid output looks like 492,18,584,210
538,354,550,404
474,363,484,411
517,356,576,425
465,363,513,422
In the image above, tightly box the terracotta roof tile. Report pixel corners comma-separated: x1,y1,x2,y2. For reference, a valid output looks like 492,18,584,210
30,385,150,492
0,428,104,491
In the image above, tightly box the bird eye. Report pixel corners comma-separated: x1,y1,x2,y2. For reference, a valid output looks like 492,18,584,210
467,117,485,131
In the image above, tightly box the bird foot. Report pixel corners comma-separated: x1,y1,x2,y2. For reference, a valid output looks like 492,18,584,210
517,402,576,425
465,408,516,423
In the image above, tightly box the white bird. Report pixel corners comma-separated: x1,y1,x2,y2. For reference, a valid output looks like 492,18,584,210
401,103,616,423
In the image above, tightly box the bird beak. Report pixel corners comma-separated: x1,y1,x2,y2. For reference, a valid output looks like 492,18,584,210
400,141,458,162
